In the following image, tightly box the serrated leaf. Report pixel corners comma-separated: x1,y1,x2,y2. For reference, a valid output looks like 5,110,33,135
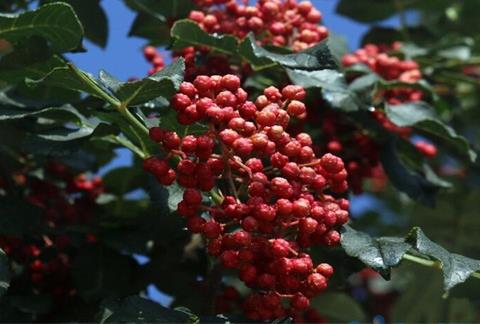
341,225,480,292
340,225,410,278
97,296,193,323
385,102,477,162
0,2,83,53
171,19,238,56
0,249,10,297
239,34,337,71
406,227,480,291
286,69,362,111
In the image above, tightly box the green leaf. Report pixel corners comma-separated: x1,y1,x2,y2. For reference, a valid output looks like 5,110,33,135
20,105,115,142
128,13,170,45
380,138,440,206
239,34,337,71
340,225,410,278
0,101,82,121
0,248,10,297
100,59,185,106
327,32,350,63
406,227,480,291
286,69,362,111
55,0,108,48
171,19,238,56
0,55,66,84
0,2,84,53
167,182,184,213
385,102,477,162
341,225,480,292
97,296,194,323
25,62,115,102
310,292,367,322
22,122,118,157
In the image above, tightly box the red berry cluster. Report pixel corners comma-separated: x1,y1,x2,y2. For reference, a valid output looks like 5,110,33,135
342,43,423,138
342,43,439,158
0,162,102,304
144,46,165,75
311,110,386,194
189,0,328,51
293,43,434,194
289,105,386,194
143,74,350,321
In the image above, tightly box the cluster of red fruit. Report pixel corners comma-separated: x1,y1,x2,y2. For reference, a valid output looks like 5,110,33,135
342,43,423,138
343,43,440,160
300,109,386,194
144,46,165,75
300,43,436,193
0,162,102,304
143,74,349,321
144,0,329,78
190,0,328,51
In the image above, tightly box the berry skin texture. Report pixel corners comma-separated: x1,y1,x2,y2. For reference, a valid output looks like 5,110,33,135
143,76,349,322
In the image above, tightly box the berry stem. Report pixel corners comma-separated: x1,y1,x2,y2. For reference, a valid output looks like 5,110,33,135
67,63,120,107
67,63,151,153
118,105,150,138
221,143,240,201
209,189,224,205
403,253,480,280
109,135,146,159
